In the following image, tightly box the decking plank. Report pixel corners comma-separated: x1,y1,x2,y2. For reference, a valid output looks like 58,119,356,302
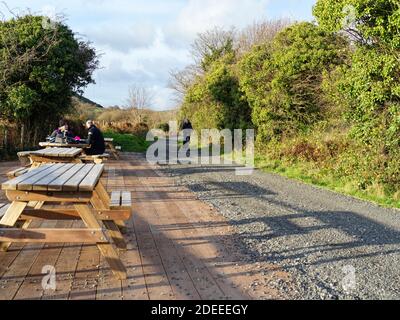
13,220,71,300
109,163,148,300
0,220,56,300
131,164,223,300
68,243,100,300
42,220,83,300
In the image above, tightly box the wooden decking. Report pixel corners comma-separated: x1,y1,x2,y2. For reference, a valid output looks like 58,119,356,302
0,153,289,300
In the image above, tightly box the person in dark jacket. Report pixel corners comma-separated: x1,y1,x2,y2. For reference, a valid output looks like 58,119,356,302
181,119,193,144
85,120,105,155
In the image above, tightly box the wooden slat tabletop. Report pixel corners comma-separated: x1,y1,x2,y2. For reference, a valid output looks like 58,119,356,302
30,147,83,158
2,163,104,192
39,142,90,148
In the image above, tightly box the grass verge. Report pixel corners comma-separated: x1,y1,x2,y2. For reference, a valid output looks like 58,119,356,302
254,154,400,210
103,131,150,153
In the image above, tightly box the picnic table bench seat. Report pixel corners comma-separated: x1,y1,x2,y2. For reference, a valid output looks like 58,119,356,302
17,151,32,158
17,151,32,166
6,166,30,179
80,153,110,164
110,191,132,209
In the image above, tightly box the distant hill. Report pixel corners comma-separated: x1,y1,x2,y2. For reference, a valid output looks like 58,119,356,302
73,94,103,109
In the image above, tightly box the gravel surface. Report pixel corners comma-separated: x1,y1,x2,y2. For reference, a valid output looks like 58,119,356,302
157,161,400,300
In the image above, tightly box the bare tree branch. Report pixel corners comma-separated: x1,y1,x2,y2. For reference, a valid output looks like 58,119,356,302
236,19,291,55
127,85,155,109
190,26,236,71
168,65,198,103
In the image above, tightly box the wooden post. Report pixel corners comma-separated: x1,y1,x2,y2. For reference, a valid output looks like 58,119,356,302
4,127,7,149
33,127,38,147
20,124,24,150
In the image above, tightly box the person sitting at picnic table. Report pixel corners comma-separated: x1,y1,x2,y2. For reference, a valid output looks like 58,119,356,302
50,119,75,140
85,120,106,155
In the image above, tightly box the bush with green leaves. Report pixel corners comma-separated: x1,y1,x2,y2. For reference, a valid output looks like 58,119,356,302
313,0,400,49
0,15,98,147
314,0,400,190
239,22,348,141
181,53,251,131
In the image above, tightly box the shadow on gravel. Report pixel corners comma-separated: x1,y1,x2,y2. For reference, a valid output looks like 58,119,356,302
159,168,400,269
158,165,238,177
187,181,277,198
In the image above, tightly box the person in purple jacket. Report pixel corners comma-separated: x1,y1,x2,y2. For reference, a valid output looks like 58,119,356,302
50,119,74,140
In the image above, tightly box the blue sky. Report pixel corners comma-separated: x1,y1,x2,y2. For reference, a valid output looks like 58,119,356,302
3,0,316,110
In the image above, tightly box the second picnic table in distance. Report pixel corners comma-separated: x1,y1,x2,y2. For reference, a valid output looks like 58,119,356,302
39,142,90,148
22,147,84,165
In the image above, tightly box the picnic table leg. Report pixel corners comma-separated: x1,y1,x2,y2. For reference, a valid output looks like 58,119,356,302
74,204,127,280
106,142,120,160
30,162,41,169
0,201,27,252
90,187,127,250
111,148,120,160
0,201,42,251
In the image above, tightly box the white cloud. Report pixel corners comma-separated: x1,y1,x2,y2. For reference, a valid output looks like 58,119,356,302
84,22,157,53
151,86,177,111
165,0,270,46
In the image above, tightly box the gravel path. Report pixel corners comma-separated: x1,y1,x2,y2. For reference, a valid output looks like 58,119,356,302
157,161,400,300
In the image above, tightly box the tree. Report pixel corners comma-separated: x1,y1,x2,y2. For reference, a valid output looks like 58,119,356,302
170,27,237,106
168,65,197,103
126,85,155,123
239,22,348,141
0,14,98,146
190,27,236,72
314,0,400,190
181,44,251,131
314,0,400,147
313,0,400,50
127,85,154,109
236,19,291,55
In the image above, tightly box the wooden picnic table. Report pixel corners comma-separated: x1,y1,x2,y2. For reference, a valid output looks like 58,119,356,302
17,147,109,167
0,163,127,279
23,147,84,166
